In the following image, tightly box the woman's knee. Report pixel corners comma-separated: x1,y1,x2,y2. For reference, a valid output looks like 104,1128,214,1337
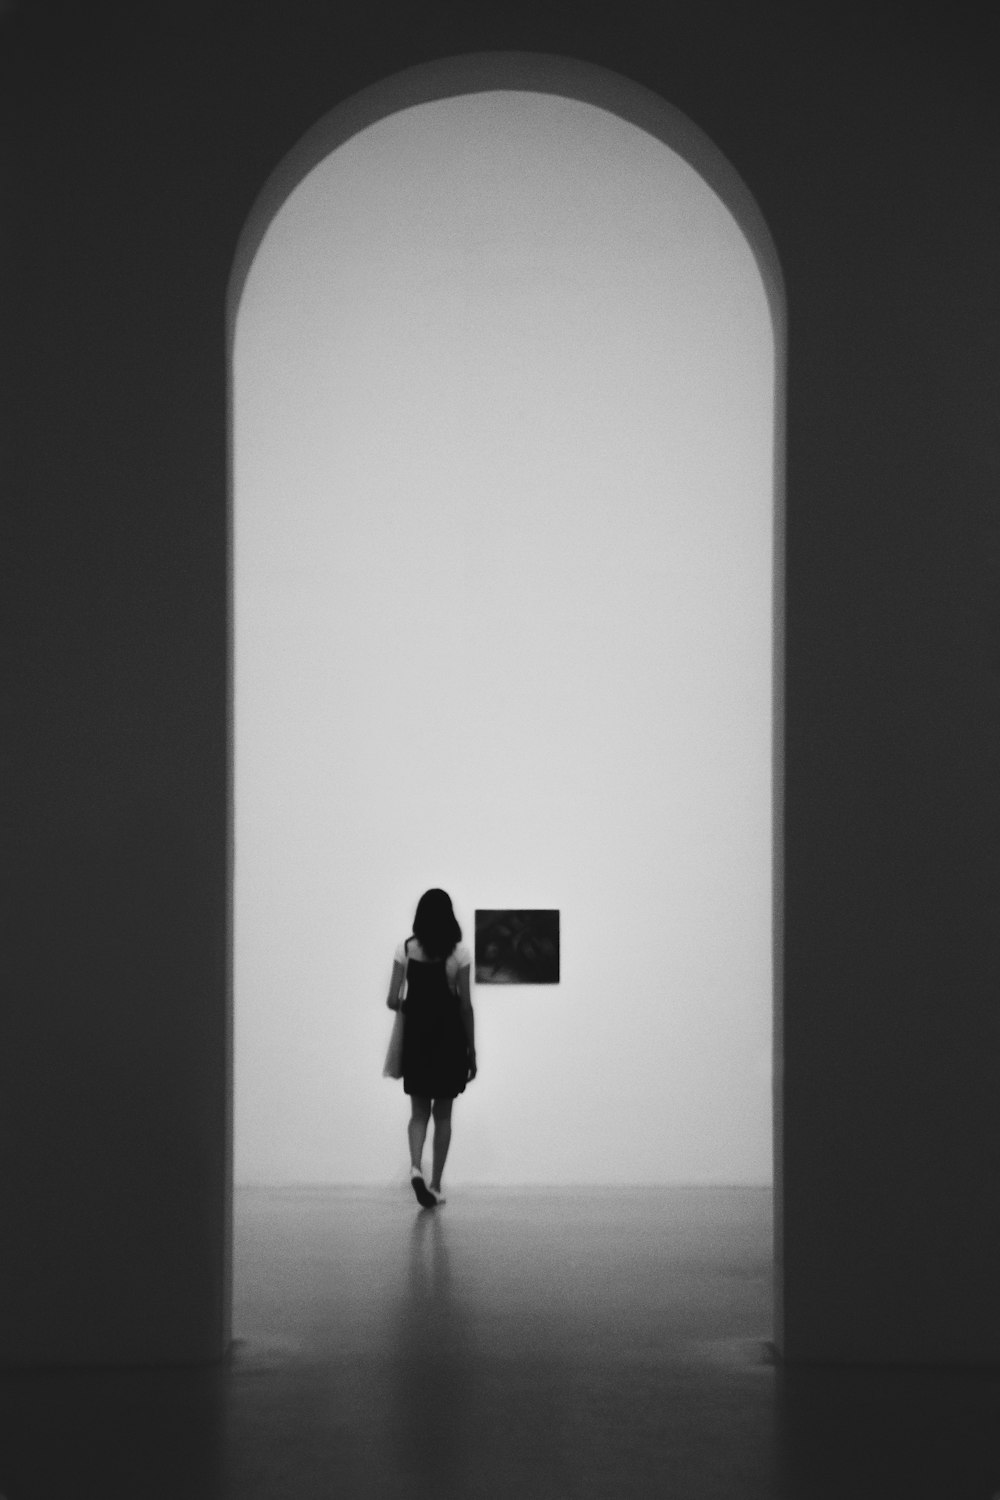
410,1096,431,1122
432,1098,453,1124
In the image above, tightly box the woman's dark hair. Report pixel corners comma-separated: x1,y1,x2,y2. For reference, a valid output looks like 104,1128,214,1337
412,888,462,961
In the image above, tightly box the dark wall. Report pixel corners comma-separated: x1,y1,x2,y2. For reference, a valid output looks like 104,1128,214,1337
4,0,998,1363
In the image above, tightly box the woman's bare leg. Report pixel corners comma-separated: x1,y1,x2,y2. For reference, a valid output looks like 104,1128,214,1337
408,1096,431,1172
430,1097,453,1192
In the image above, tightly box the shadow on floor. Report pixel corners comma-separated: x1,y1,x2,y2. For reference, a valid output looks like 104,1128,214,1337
0,1188,998,1498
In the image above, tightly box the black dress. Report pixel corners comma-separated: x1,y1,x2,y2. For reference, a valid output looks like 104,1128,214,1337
401,943,470,1100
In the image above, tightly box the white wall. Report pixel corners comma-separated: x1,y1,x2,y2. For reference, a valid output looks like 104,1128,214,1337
234,90,774,1185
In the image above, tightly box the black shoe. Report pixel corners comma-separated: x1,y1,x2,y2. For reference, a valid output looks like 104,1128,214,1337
410,1170,435,1208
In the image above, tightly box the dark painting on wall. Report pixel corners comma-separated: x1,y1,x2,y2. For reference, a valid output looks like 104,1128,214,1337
475,910,560,984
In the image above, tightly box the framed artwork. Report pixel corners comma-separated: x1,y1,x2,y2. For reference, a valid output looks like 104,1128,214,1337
474,909,560,984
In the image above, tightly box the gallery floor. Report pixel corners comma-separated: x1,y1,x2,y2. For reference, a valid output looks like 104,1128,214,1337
0,1186,999,1498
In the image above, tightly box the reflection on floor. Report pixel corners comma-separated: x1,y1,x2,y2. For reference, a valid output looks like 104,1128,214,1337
0,1186,999,1498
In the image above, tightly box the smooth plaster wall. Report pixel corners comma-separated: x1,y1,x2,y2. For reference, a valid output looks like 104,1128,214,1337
233,90,774,1188
4,2,999,1365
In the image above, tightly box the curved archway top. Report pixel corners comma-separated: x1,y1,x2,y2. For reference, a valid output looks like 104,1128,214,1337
226,50,785,349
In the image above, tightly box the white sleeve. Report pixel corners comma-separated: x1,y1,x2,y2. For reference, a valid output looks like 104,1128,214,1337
454,941,472,969
394,939,408,965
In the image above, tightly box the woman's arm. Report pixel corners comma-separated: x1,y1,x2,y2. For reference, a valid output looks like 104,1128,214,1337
457,963,477,1078
386,959,405,1010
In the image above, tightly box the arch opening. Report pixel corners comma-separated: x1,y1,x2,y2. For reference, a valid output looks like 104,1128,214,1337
228,54,784,1224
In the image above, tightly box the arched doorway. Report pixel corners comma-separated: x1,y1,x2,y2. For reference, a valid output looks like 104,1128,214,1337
227,50,784,1309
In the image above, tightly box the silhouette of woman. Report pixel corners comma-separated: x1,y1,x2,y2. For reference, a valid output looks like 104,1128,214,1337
386,889,477,1207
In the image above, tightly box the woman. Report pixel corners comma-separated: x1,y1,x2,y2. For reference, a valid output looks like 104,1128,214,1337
386,889,477,1208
